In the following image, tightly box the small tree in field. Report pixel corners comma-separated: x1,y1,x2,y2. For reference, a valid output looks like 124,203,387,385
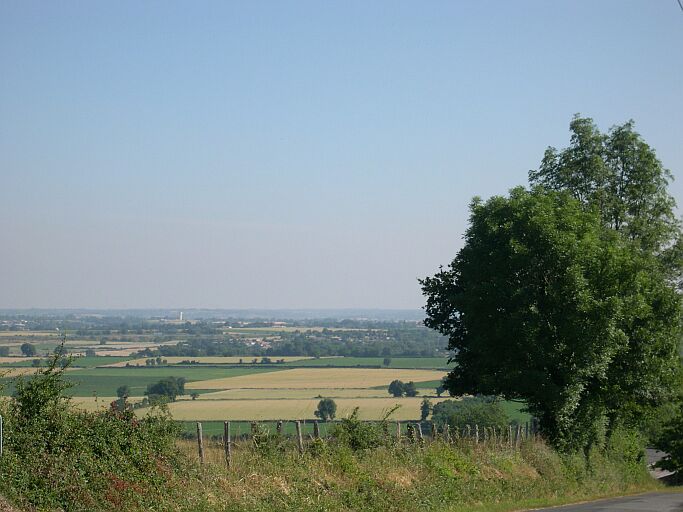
388,380,405,397
314,398,337,421
116,385,130,399
20,343,36,357
420,398,432,421
382,357,391,367
404,381,418,397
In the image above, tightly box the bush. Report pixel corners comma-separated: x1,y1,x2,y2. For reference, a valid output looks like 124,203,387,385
432,396,510,431
655,403,683,473
0,343,181,510
331,407,398,451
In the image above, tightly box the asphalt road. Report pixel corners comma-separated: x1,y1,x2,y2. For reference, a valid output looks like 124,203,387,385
531,492,683,511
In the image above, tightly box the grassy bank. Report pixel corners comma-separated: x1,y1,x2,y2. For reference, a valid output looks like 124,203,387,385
168,436,659,512
0,356,664,511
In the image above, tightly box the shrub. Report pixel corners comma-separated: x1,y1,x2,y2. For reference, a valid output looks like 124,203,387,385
0,342,181,510
432,396,510,431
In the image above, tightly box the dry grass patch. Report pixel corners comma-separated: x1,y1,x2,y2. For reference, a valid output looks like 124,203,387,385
194,388,388,400
164,396,449,421
0,357,31,364
185,368,446,390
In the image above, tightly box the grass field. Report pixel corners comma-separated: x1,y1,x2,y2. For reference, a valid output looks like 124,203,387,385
0,356,134,368
163,396,449,421
43,367,283,397
184,368,447,390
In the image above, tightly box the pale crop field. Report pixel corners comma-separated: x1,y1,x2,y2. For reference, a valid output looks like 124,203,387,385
164,396,450,421
103,355,316,367
0,367,80,378
185,368,446,390
193,388,389,400
0,357,31,363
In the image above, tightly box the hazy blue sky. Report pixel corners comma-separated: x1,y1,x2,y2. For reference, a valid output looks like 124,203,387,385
1,1,682,310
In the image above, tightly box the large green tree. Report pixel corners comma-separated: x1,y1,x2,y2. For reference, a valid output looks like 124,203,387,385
529,115,682,277
422,187,681,451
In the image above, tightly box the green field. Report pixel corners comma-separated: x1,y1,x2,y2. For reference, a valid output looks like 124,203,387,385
2,366,283,397
0,356,134,368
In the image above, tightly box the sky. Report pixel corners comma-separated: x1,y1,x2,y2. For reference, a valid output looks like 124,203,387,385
1,1,682,310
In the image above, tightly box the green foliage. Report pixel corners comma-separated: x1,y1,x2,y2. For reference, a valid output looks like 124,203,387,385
20,342,36,357
388,379,404,397
387,379,418,398
432,396,510,431
331,407,397,451
116,384,130,398
404,381,418,397
314,397,337,421
422,186,681,452
529,115,680,268
420,398,432,421
655,396,683,473
0,342,182,511
145,376,186,401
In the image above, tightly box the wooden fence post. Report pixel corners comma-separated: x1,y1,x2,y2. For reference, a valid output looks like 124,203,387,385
396,421,401,441
313,420,320,440
276,420,283,435
196,422,205,464
415,423,424,445
474,424,479,444
508,425,513,448
224,421,232,468
295,420,304,454
430,422,437,441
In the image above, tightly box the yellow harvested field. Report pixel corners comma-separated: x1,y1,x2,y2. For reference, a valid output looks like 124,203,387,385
164,397,450,421
0,357,31,363
191,388,389,400
103,356,315,367
0,367,80,378
185,368,446,390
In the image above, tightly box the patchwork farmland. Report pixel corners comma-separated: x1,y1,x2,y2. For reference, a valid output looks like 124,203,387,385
0,319,454,423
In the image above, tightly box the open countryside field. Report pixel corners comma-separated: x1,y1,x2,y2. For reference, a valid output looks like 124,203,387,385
103,355,317,367
282,356,451,368
184,368,446,390
195,387,391,399
163,396,450,421
62,366,283,396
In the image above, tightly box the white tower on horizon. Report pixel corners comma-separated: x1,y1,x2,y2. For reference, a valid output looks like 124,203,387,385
179,311,183,321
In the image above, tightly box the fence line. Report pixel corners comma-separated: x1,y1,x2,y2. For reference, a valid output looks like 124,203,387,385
191,418,540,467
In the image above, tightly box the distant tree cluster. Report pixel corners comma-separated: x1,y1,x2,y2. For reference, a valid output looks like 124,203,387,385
388,380,418,397
145,377,186,402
